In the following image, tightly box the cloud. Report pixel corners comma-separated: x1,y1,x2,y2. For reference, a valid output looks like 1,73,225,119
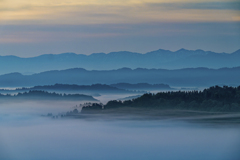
0,21,239,57
0,0,239,25
146,2,240,10
185,2,240,10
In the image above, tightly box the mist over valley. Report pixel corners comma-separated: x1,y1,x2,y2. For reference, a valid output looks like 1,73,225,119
1,48,240,160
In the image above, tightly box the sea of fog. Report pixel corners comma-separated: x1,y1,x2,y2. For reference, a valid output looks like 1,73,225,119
0,101,240,160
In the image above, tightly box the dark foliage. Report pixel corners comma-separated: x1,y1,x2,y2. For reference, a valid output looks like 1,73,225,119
104,86,240,112
110,83,171,90
0,90,97,101
29,83,121,91
0,83,142,94
81,103,103,113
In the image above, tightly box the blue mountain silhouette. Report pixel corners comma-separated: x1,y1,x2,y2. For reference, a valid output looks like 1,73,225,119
0,49,239,75
0,67,239,87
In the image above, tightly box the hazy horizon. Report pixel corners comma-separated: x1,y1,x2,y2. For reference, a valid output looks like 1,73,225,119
0,0,239,57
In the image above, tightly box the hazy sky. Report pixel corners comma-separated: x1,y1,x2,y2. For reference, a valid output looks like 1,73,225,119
0,0,239,57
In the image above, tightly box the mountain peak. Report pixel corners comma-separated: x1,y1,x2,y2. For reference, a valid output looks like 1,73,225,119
194,49,207,55
145,49,172,55
176,48,189,53
232,49,240,55
3,72,23,76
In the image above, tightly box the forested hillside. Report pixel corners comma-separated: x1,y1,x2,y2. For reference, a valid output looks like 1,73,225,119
82,86,240,112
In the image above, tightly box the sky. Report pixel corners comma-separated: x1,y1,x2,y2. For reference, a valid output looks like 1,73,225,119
0,0,239,57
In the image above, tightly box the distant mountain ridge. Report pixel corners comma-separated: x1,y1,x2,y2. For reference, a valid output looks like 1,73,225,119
110,83,172,91
0,67,239,87
0,48,239,75
0,90,98,102
0,83,145,95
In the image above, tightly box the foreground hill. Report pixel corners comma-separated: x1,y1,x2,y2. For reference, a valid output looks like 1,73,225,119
82,86,240,113
0,67,240,87
0,90,98,102
0,48,239,75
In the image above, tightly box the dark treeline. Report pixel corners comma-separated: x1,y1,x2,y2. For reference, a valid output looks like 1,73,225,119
0,90,97,101
110,83,172,90
82,86,240,112
0,83,145,94
26,84,121,91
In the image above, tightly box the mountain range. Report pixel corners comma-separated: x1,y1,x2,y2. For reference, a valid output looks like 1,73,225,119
1,67,239,87
1,48,240,75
